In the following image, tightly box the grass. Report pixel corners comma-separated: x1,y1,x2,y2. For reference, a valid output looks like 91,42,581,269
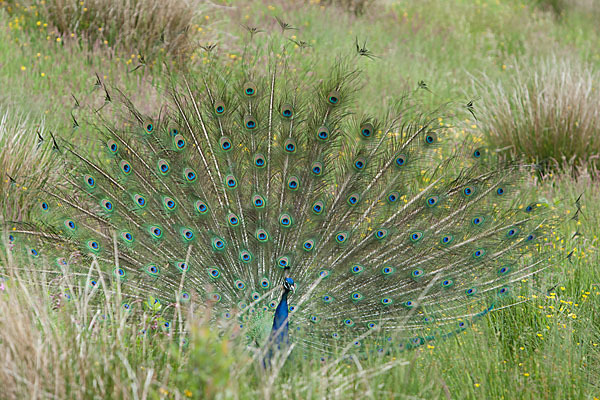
0,0,599,398
3,0,207,62
1,199,598,399
1,190,598,399
472,56,600,170
0,108,56,221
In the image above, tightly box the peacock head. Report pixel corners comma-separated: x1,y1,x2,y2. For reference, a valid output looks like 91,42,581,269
283,277,296,294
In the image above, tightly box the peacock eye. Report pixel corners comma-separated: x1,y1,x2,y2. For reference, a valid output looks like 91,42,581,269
225,174,237,188
214,100,226,115
441,279,453,288
375,229,388,239
243,82,257,97
174,134,186,150
472,216,484,226
107,139,118,153
241,251,253,262
281,104,293,118
395,154,407,167
310,161,324,176
182,228,194,240
101,199,113,211
316,126,330,141
244,115,257,130
424,132,437,144
284,139,296,153
426,196,439,207
254,153,266,168
303,239,314,251
253,195,266,209
473,249,486,259
360,123,374,138
335,232,348,244
228,213,240,227
327,90,340,105
353,157,366,171
351,264,363,274
120,160,132,174
279,213,292,227
410,231,423,242
158,160,169,174
287,176,300,190
312,200,325,215
347,193,360,206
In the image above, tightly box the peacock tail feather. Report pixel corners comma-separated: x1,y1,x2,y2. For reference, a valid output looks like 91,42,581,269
1,31,561,357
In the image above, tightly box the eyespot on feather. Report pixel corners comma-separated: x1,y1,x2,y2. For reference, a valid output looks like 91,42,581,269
243,82,257,97
327,90,341,105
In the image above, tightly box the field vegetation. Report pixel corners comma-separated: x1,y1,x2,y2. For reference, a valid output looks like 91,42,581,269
0,0,599,398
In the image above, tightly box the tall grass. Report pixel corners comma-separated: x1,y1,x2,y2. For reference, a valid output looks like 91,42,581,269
535,0,600,18
1,199,598,399
0,108,57,221
318,0,375,16
4,0,208,62
0,261,242,399
472,57,600,170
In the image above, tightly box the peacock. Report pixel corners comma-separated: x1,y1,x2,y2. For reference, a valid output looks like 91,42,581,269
1,27,561,362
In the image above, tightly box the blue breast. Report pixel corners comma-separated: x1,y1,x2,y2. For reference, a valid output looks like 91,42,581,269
270,290,289,346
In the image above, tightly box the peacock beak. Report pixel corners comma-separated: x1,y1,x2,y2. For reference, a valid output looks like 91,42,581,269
290,283,296,293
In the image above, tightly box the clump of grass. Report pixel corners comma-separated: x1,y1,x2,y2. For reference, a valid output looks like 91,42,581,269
0,251,247,399
473,57,600,171
6,0,206,62
317,0,375,16
535,0,600,18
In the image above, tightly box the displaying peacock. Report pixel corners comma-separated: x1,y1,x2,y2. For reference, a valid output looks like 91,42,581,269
1,28,560,361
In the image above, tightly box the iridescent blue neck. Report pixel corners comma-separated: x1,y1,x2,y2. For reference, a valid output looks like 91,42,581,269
263,289,291,368
270,289,290,346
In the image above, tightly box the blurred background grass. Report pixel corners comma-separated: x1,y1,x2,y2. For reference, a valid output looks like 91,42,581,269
0,0,599,398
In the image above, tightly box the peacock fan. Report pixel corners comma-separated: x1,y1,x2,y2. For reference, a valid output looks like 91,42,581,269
1,28,562,365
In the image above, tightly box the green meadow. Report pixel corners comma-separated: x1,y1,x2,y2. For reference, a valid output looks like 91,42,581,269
0,0,599,398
